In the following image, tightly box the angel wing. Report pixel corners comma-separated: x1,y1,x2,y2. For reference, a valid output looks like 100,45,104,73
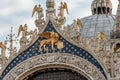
18,25,24,37
77,18,83,28
101,32,107,42
63,2,69,14
0,42,3,48
39,32,52,39
32,5,38,17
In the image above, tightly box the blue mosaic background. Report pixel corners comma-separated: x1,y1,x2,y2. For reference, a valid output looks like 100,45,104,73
0,21,107,80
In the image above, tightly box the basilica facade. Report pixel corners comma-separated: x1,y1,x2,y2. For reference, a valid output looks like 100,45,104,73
0,0,120,80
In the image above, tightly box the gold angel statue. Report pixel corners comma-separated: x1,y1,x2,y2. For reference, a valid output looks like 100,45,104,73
73,18,83,32
18,24,28,37
18,24,29,50
39,32,60,51
96,32,107,52
96,32,107,42
58,2,69,18
32,4,44,20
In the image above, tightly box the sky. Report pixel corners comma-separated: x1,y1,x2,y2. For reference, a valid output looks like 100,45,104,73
0,0,119,42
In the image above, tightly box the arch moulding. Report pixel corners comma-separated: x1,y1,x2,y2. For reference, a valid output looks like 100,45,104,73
3,53,106,80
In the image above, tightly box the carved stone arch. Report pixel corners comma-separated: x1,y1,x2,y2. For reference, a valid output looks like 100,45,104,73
3,53,106,80
16,63,91,80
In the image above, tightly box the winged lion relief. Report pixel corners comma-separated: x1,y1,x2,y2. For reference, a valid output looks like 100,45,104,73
38,32,64,51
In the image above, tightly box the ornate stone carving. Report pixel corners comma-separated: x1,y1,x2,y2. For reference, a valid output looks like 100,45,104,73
85,38,92,50
3,53,106,80
28,29,38,43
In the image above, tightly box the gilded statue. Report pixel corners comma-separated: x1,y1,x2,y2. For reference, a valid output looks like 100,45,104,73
96,32,107,52
32,5,45,32
73,18,83,32
18,24,29,50
72,18,83,44
39,32,63,51
18,24,28,37
58,2,68,18
32,4,44,20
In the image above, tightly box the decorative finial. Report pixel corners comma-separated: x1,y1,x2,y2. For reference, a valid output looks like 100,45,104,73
46,0,56,19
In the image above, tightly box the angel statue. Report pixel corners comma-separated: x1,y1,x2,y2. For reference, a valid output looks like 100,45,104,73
72,18,83,44
73,18,83,32
58,2,68,19
57,2,69,29
18,24,29,50
96,32,107,52
32,4,44,20
0,41,7,65
32,4,45,31
38,32,59,51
